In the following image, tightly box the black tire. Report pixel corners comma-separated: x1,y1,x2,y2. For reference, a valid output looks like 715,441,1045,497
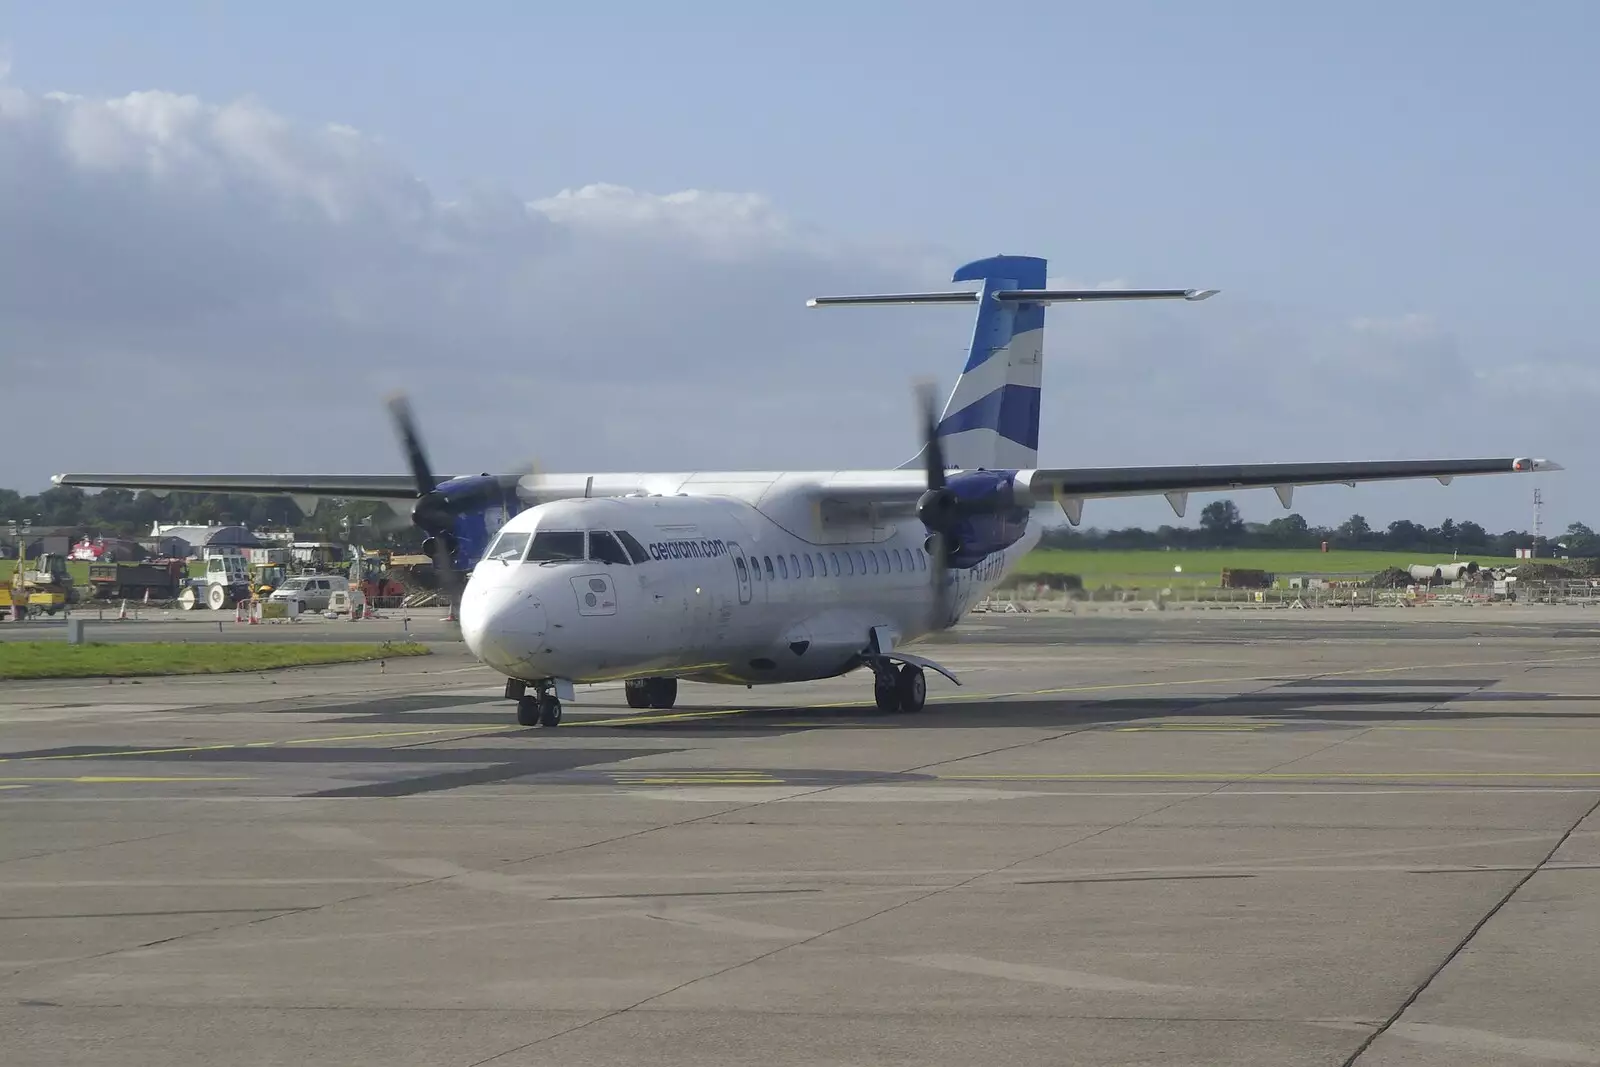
647,677,678,709
895,664,926,713
539,695,563,727
874,673,898,713
516,695,540,727
624,680,650,708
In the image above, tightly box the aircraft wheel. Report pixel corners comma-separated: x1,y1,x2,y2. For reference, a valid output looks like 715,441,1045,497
624,679,650,708
516,695,541,727
539,695,563,727
873,672,899,713
647,678,677,709
895,664,926,713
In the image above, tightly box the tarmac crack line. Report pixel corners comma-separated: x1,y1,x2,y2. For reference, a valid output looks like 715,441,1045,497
1340,791,1600,1065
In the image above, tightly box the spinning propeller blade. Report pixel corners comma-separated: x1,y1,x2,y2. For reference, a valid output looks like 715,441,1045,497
913,379,954,627
384,392,463,601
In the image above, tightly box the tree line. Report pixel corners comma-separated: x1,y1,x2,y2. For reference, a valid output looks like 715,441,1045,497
1040,499,1593,558
0,486,422,549
3,485,1592,559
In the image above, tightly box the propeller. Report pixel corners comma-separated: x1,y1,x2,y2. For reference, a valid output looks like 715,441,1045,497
913,378,955,628
385,392,465,602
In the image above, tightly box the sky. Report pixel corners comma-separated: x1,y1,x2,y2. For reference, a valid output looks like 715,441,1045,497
0,1,1594,532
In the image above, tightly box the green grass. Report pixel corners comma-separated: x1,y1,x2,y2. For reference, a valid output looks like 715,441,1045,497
1013,548,1523,590
0,641,430,680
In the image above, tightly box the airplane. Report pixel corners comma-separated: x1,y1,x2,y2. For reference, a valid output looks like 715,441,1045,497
54,254,1561,729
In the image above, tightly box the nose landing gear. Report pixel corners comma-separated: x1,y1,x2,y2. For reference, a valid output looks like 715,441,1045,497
507,679,563,728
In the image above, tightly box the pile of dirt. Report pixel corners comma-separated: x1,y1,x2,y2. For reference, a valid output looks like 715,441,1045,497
1512,561,1581,581
1368,567,1413,588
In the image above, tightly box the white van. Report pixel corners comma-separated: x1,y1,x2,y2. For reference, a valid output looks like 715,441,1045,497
268,574,350,614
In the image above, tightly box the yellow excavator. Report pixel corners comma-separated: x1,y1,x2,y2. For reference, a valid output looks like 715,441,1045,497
1,548,77,619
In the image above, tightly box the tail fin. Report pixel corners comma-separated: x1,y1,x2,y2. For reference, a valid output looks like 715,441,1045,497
929,254,1049,470
807,255,1218,471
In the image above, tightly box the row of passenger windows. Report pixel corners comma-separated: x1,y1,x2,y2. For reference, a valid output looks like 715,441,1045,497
483,528,928,580
486,529,649,566
736,545,927,582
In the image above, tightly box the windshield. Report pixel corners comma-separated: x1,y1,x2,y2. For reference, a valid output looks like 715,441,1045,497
526,531,586,562
485,530,529,562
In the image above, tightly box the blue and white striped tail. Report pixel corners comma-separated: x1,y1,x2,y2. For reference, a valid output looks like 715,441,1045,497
805,256,1219,473
932,255,1047,470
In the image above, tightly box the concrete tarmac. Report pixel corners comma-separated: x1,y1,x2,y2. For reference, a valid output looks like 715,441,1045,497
3,609,1600,1065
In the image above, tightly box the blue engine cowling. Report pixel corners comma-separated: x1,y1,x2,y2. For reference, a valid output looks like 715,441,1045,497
415,475,524,573
916,469,1030,569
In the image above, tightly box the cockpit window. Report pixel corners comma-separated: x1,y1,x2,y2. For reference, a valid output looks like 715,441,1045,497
588,531,631,565
485,531,529,563
614,530,649,563
526,531,586,562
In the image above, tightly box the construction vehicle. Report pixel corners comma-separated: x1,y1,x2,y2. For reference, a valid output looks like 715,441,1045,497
249,562,287,600
1,550,77,619
175,554,253,611
87,559,188,601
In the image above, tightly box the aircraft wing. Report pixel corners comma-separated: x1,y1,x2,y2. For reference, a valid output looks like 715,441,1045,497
1020,457,1561,523
51,474,422,499
805,456,1560,527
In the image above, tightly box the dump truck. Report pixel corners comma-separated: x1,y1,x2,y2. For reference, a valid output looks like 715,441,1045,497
87,559,189,600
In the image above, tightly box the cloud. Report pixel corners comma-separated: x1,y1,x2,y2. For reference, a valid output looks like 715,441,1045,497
0,80,1582,529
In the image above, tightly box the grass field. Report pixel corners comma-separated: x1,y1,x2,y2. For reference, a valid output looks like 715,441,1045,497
0,640,431,680
1013,548,1523,590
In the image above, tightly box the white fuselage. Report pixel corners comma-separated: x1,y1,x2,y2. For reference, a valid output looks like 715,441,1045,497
458,490,1040,688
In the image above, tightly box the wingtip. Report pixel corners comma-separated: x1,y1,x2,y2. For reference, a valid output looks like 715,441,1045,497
1514,457,1563,472
1185,288,1221,301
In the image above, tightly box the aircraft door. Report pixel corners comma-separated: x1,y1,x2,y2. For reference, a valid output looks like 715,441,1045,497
726,541,753,605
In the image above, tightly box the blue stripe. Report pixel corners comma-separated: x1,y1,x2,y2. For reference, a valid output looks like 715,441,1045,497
936,384,1041,451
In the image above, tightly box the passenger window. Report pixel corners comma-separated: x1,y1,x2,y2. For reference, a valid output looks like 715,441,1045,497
845,552,855,576
870,551,881,575
829,552,840,576
588,531,631,565
763,556,775,580
803,554,815,578
879,549,890,572
918,548,927,570
750,556,761,580
616,530,651,564
853,550,866,574
527,531,586,562
486,530,530,563
776,555,788,579
816,553,828,577
790,554,801,578
735,556,749,581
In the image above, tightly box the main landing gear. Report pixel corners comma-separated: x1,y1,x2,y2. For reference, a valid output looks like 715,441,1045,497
505,679,562,728
624,677,678,710
873,662,926,714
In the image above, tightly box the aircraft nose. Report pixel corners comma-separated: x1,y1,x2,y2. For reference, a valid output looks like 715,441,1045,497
460,579,549,675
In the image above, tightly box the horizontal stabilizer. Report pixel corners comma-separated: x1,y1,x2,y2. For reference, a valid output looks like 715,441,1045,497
808,288,1218,308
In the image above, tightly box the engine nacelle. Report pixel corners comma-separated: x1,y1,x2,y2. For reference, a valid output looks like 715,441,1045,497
917,470,1029,568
